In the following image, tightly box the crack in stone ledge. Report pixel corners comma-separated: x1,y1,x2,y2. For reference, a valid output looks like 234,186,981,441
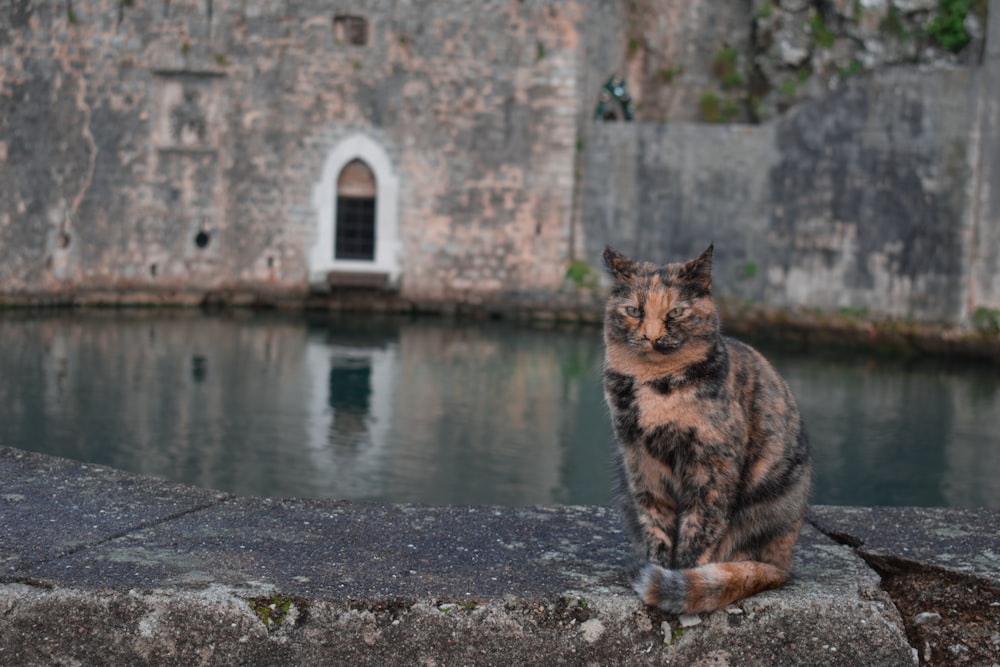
809,517,1000,666
30,494,234,569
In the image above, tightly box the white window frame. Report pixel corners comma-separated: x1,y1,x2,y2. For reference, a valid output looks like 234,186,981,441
310,133,400,285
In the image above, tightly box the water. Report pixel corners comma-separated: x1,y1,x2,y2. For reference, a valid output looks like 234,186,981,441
0,311,997,507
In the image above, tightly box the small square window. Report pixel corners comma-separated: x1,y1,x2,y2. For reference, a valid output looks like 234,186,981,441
334,15,369,47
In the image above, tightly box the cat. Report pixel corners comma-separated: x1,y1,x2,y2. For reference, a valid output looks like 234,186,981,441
602,244,811,615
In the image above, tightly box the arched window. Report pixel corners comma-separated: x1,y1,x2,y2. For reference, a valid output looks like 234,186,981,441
310,133,400,286
335,160,376,260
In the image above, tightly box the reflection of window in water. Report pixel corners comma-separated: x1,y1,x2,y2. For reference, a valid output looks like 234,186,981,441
328,357,371,447
303,340,395,498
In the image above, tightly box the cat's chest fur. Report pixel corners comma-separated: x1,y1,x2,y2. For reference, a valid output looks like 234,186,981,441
603,339,751,507
633,381,701,434
604,341,743,448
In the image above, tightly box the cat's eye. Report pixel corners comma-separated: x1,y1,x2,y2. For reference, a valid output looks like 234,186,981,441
624,305,642,318
667,307,684,319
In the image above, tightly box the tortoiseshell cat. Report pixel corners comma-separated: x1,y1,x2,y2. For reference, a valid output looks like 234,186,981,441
602,245,811,614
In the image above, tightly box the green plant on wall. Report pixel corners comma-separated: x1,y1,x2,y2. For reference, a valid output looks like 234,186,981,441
698,91,739,123
712,46,743,89
927,0,974,52
778,79,798,97
972,306,1000,336
564,260,600,291
721,97,740,121
699,92,722,121
737,260,758,281
659,65,682,83
720,71,743,90
810,14,836,48
837,58,863,79
778,67,812,97
249,594,305,630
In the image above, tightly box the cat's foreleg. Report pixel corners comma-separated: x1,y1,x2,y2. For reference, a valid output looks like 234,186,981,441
672,502,729,569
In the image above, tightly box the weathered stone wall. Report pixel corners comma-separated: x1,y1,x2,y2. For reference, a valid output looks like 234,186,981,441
0,0,585,301
619,0,987,124
582,122,775,303
2,0,998,324
971,0,1000,319
581,62,994,323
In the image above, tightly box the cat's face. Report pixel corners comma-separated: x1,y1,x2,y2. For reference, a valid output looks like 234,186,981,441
603,245,719,357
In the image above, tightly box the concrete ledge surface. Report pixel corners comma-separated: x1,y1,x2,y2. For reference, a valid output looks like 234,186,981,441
2,446,997,665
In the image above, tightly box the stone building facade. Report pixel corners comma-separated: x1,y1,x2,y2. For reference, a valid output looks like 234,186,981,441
2,0,1000,325
1,0,595,302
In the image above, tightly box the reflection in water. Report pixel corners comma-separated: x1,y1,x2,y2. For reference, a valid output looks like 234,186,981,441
771,348,1000,508
0,311,997,507
300,319,606,505
303,340,396,501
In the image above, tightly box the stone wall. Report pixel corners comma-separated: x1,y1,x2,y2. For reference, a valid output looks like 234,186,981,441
2,0,998,325
3,445,999,665
576,0,1000,326
971,0,1000,321
615,0,988,124
1,0,586,301
581,64,987,323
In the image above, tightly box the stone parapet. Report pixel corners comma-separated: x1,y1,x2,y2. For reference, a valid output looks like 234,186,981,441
2,446,997,665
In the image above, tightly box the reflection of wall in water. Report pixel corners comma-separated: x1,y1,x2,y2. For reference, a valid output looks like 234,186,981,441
943,376,1000,507
784,360,1000,507
387,324,566,505
1,316,319,495
303,322,595,504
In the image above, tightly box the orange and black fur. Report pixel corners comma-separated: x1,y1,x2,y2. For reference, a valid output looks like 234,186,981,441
602,245,810,614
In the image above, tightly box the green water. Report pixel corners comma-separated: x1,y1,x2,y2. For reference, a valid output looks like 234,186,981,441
0,311,997,507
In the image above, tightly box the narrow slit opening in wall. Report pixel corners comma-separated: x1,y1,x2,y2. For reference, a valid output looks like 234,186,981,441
335,159,377,261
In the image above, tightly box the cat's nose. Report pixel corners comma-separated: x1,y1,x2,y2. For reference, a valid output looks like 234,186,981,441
641,323,665,342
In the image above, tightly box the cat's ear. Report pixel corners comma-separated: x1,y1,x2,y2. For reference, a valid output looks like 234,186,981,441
603,246,635,281
680,244,713,293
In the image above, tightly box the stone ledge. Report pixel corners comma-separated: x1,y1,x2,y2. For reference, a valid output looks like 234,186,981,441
1,447,997,665
326,271,391,289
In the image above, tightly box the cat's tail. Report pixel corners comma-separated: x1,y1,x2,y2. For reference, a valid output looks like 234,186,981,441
630,560,790,614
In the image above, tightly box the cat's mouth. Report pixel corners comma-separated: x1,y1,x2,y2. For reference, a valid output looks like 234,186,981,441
650,340,681,355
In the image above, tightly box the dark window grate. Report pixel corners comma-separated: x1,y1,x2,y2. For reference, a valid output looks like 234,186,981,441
335,196,376,260
334,15,369,46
